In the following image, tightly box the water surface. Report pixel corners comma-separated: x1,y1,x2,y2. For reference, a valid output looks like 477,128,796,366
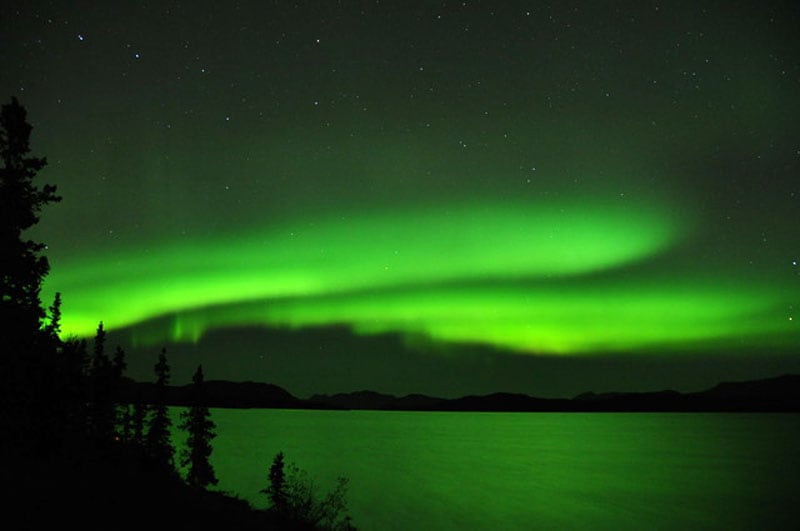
171,410,800,530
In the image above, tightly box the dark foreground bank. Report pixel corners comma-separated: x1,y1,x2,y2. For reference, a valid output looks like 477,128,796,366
9,441,315,531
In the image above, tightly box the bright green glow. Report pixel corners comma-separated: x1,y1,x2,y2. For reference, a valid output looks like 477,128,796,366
44,198,683,343
42,196,798,355
126,278,797,354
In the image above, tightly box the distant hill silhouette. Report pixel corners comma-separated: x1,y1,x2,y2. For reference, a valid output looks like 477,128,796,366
119,379,310,409
691,373,800,411
124,374,800,412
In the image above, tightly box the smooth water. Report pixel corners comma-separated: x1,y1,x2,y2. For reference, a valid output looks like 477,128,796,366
170,409,800,530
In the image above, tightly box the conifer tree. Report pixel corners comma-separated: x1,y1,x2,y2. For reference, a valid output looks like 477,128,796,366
0,96,61,347
92,321,107,367
0,97,61,453
146,348,175,471
179,364,218,488
261,452,355,529
262,451,287,514
88,322,116,442
46,291,62,342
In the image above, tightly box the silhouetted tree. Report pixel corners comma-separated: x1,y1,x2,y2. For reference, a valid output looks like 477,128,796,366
262,452,355,530
88,322,116,442
45,291,62,341
0,97,61,454
262,451,288,514
146,348,175,471
0,96,61,346
92,321,107,365
179,365,218,489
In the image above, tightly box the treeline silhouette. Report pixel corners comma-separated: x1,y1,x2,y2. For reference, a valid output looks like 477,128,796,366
1,97,354,530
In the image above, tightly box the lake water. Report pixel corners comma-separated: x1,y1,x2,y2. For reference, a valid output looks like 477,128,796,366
170,409,800,530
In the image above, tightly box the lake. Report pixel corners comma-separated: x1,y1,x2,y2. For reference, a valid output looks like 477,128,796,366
170,409,800,530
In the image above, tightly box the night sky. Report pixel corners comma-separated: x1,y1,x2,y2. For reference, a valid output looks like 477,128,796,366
3,1,799,398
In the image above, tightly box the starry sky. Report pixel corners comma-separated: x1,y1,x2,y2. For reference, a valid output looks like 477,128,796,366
2,1,799,398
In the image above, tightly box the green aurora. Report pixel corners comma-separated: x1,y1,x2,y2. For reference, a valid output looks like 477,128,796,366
41,195,796,355
4,1,799,393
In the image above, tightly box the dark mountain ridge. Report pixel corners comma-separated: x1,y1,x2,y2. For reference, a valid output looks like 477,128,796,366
119,379,309,409
122,374,800,412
